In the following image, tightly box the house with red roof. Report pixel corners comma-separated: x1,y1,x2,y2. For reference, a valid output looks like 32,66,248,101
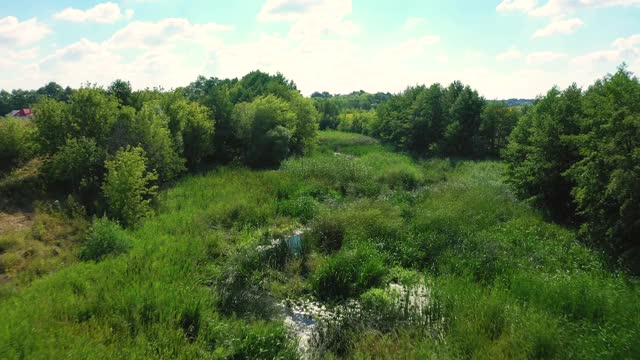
8,109,33,119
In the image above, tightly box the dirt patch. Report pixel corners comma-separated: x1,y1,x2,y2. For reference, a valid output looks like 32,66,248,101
0,212,34,235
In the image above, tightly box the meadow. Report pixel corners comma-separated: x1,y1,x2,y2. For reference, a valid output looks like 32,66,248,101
0,131,638,359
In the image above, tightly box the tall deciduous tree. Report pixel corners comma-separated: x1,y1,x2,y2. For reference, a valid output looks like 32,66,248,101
102,146,158,227
503,85,583,222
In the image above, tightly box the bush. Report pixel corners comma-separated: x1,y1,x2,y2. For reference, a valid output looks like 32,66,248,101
227,322,298,360
308,214,346,253
232,95,297,168
281,154,377,196
42,137,105,193
80,217,131,261
102,146,158,227
276,195,318,222
313,245,387,301
0,117,37,174
378,164,423,190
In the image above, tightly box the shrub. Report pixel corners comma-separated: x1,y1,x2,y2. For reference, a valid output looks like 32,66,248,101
102,146,158,227
214,248,278,318
42,137,105,193
281,154,377,195
276,195,318,222
0,117,37,174
308,214,346,253
227,322,298,360
313,245,387,301
378,164,423,190
80,217,131,261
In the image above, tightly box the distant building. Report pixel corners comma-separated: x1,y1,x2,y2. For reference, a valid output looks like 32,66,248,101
7,109,33,119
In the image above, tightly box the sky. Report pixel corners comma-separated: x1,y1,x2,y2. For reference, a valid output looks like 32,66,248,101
1,0,640,99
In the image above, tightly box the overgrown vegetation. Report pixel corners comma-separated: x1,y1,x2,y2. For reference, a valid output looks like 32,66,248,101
505,66,640,271
1,65,639,359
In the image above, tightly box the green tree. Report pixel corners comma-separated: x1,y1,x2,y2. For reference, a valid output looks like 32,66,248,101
443,86,485,157
162,93,215,168
43,137,105,193
108,80,133,107
231,95,297,167
67,87,120,148
565,67,640,268
37,82,68,102
410,83,446,155
33,97,71,154
503,85,583,222
133,102,186,181
478,101,519,157
0,117,37,173
289,94,319,156
184,76,238,163
316,99,340,130
102,146,158,227
230,71,297,103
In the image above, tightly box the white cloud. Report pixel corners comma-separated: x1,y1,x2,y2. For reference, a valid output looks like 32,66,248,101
53,2,134,24
527,51,567,63
496,49,522,61
572,33,640,67
1,18,234,91
0,16,50,47
533,18,583,38
106,18,232,49
612,34,640,49
401,17,425,31
258,0,351,21
33,36,209,90
258,0,358,39
497,0,538,11
530,0,640,16
498,0,640,16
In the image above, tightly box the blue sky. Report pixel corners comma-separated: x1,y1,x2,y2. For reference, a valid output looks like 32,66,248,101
1,0,639,98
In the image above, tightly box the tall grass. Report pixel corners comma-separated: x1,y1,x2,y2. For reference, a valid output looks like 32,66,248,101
0,131,639,359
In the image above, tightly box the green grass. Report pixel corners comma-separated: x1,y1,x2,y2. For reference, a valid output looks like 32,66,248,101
0,131,638,359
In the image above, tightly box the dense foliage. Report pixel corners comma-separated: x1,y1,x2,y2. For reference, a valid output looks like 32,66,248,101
371,82,519,158
183,71,319,165
0,82,72,116
0,117,37,174
1,66,640,358
1,70,318,222
1,132,638,359
505,67,640,271
312,90,392,130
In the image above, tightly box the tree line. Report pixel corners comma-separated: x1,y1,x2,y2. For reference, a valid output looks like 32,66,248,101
0,71,319,226
311,90,392,131
312,66,639,270
316,82,521,159
504,66,640,272
2,66,638,271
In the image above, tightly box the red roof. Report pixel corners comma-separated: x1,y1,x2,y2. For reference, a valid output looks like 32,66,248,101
10,109,33,117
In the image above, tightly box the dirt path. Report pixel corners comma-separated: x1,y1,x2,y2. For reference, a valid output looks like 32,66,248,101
0,212,34,235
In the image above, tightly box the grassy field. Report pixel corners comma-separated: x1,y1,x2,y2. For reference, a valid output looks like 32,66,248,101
0,131,638,359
